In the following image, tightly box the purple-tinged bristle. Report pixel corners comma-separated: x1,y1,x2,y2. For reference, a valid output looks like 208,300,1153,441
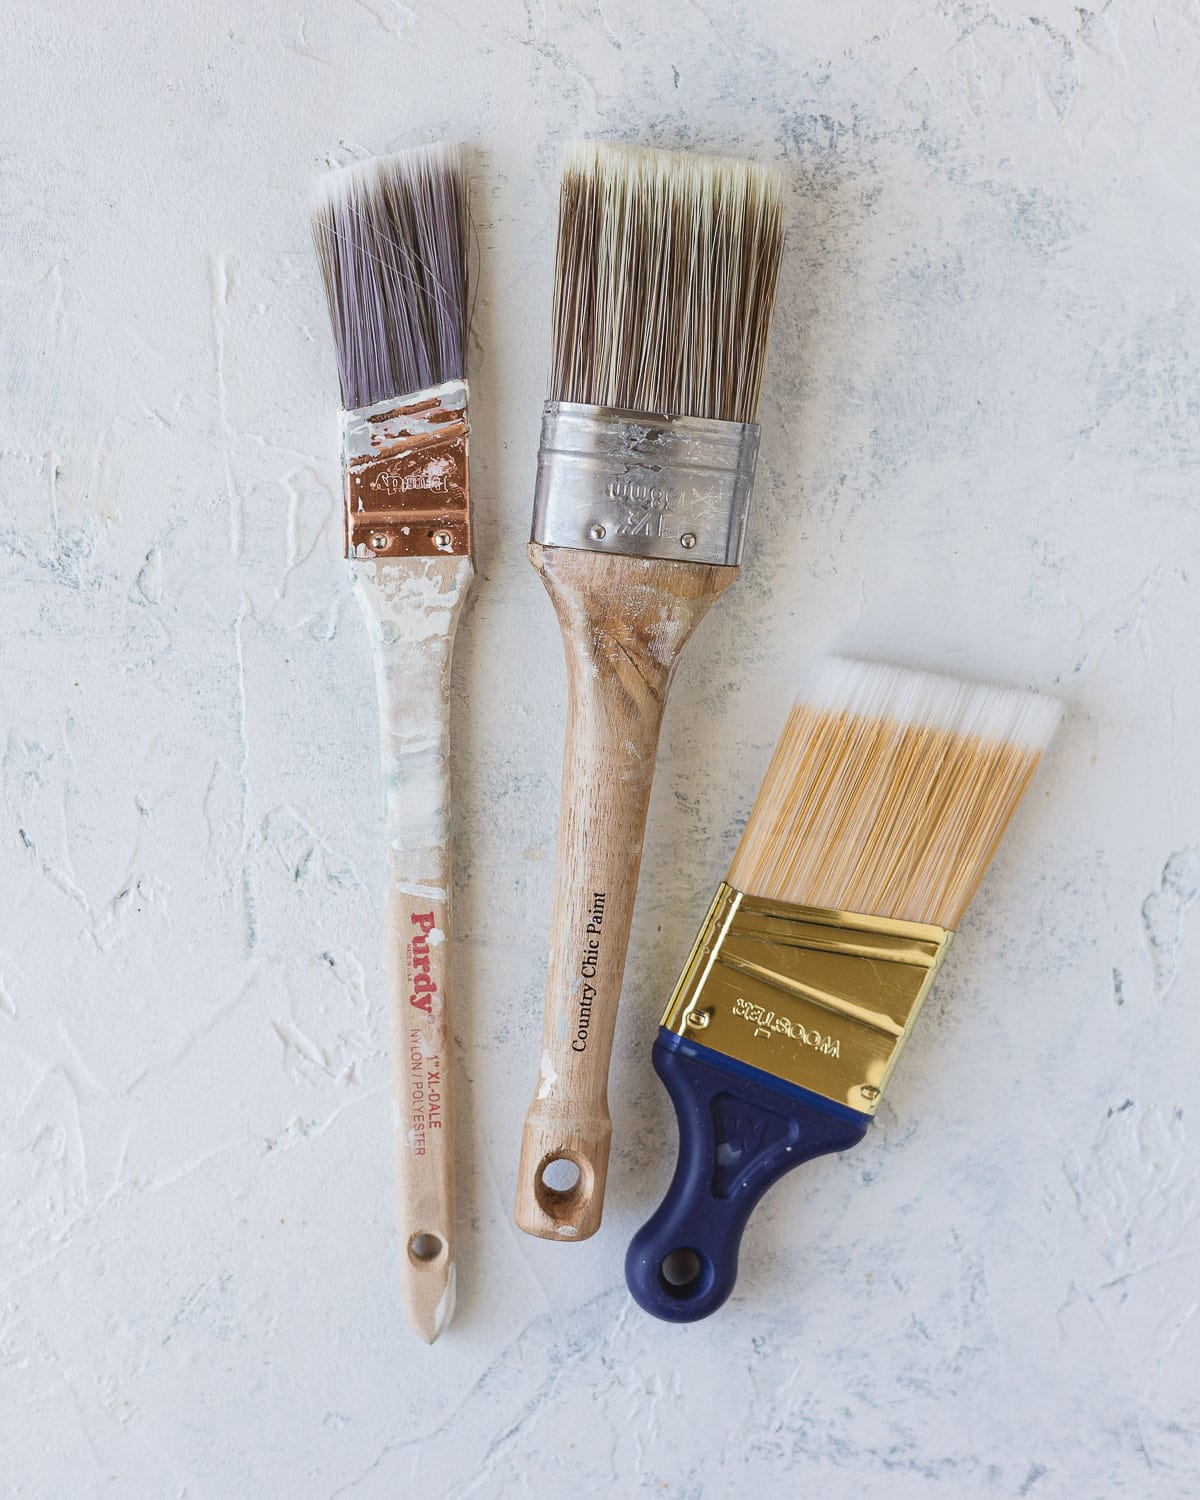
312,144,468,410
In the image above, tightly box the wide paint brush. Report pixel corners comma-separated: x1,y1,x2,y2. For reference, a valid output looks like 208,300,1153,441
515,143,785,1240
312,145,470,1341
626,656,1061,1320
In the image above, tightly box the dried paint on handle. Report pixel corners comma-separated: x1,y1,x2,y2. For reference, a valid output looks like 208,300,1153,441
354,554,472,1342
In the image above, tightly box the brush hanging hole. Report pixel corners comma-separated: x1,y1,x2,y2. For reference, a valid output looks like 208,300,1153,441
659,1248,703,1291
531,1150,593,1225
408,1232,445,1265
539,1157,581,1195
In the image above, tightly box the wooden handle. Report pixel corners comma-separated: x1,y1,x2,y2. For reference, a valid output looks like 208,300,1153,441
354,555,472,1340
515,543,736,1240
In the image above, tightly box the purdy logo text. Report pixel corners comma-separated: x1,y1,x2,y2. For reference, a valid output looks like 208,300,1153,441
409,911,438,1013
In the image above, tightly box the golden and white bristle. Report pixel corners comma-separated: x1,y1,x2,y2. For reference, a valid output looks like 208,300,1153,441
549,140,785,424
727,657,1061,931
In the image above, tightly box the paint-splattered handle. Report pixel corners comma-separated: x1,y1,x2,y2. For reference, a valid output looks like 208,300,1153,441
354,555,472,1342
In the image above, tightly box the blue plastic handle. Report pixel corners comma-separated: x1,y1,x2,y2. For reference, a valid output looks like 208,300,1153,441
625,1029,871,1322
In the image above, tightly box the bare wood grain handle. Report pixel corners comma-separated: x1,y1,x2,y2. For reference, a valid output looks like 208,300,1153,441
515,544,736,1240
354,555,472,1340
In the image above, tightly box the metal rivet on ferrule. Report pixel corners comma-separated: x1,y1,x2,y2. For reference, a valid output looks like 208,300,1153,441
433,530,453,551
660,883,953,1109
369,532,390,552
685,1007,712,1030
532,405,760,567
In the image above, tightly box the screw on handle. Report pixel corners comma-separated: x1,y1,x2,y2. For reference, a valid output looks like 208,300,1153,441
625,1030,871,1323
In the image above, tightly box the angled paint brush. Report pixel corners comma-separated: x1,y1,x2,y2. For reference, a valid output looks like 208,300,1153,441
515,142,785,1241
626,656,1061,1321
312,145,470,1341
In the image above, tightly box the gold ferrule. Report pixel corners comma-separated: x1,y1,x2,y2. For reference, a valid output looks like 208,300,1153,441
661,884,954,1115
342,377,470,559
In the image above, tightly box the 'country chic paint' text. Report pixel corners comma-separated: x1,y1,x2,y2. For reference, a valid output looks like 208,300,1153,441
573,892,606,1050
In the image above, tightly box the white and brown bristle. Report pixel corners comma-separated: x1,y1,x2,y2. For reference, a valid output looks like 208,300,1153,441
728,658,1061,930
549,141,785,424
312,144,468,411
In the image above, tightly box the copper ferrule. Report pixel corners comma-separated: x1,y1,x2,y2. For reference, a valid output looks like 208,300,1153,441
660,884,954,1115
342,377,470,559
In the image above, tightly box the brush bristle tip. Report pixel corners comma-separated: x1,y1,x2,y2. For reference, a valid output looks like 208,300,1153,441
799,656,1063,756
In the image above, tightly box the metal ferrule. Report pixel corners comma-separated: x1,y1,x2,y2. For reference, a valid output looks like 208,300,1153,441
530,402,759,566
342,377,470,560
660,884,954,1115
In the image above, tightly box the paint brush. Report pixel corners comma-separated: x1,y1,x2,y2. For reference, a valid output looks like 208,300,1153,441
515,142,785,1240
625,656,1061,1320
312,145,470,1341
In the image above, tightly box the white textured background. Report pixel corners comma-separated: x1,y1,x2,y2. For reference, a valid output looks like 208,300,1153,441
2,2,1198,1496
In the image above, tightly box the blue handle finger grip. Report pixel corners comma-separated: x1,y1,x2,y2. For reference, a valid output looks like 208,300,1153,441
625,1029,871,1322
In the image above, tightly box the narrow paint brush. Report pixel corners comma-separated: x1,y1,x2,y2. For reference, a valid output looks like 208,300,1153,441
312,145,470,1341
515,142,785,1241
625,656,1061,1320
